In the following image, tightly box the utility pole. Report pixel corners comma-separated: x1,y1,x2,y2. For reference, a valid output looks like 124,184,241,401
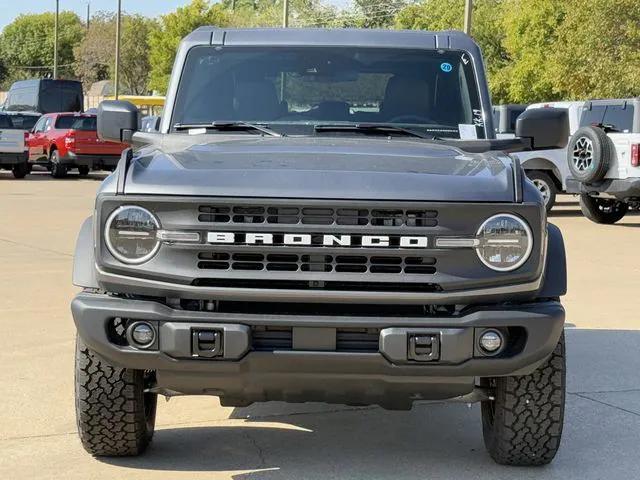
86,2,90,30
463,0,473,35
53,0,59,79
114,0,121,99
282,0,289,28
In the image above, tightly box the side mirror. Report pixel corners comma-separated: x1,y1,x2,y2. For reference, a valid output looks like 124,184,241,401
97,100,139,143
515,108,569,150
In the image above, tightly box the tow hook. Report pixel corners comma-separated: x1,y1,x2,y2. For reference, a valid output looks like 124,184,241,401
191,329,223,358
408,333,440,362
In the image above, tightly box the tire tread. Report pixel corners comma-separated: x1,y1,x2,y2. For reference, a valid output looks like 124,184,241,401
482,333,565,466
75,338,155,456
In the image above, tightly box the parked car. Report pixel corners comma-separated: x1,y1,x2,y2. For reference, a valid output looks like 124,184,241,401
2,79,83,114
566,98,640,223
72,28,568,465
27,112,128,178
0,112,29,178
512,101,586,211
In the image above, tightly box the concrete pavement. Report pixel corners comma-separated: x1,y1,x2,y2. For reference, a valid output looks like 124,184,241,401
1,171,639,479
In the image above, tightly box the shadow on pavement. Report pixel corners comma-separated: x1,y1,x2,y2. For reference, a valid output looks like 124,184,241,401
101,329,640,479
0,170,108,181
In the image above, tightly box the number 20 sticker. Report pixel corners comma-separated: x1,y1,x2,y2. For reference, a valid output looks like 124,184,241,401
440,62,453,73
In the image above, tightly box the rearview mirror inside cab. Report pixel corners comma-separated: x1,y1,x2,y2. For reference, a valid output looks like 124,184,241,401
516,108,569,150
97,100,139,144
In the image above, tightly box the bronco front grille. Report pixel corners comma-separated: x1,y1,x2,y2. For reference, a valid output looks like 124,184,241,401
99,197,543,298
198,204,438,227
197,252,437,275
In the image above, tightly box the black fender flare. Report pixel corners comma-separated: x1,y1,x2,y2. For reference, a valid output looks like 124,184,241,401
521,158,562,186
538,223,567,298
72,216,99,289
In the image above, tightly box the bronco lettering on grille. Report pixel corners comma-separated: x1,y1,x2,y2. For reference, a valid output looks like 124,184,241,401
206,232,429,248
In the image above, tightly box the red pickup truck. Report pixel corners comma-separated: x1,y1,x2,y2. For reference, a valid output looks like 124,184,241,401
27,112,128,178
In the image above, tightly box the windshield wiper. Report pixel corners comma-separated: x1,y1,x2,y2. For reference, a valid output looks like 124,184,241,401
173,121,282,137
314,123,437,140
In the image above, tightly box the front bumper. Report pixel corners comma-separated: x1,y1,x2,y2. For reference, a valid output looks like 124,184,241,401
72,293,564,408
566,177,640,199
0,152,27,166
61,152,120,169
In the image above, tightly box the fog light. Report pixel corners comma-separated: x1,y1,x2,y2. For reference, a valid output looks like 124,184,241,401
130,322,155,347
479,330,503,353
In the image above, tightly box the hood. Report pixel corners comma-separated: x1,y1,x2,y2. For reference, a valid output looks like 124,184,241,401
124,136,515,202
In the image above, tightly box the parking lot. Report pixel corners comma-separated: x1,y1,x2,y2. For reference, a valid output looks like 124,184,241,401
1,170,639,479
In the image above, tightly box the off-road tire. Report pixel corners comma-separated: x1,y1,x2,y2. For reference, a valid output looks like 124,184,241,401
12,162,29,179
526,171,557,212
50,150,67,178
78,165,90,176
75,337,157,457
579,194,628,224
481,332,565,466
567,126,612,184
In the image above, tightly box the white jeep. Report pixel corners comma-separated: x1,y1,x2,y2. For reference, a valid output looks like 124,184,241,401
566,98,640,224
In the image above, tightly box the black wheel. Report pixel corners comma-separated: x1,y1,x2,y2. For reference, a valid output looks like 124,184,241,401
481,333,565,466
12,162,29,179
75,337,157,456
579,194,628,224
527,171,557,212
50,150,67,178
78,165,90,176
567,126,612,183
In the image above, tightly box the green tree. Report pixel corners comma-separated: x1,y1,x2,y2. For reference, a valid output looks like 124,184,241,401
0,12,84,87
74,12,157,94
551,0,640,100
494,0,567,103
148,0,231,93
396,0,509,103
0,59,7,87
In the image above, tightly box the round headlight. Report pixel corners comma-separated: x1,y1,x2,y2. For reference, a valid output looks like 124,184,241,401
105,206,160,264
475,214,533,272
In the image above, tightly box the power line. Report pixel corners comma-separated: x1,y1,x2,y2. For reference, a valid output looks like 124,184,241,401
291,9,405,27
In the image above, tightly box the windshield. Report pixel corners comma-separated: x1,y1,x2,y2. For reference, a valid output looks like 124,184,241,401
55,115,97,131
172,46,484,139
0,113,40,130
10,114,40,130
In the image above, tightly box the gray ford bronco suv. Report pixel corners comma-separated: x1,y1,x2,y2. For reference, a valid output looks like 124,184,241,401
72,28,568,466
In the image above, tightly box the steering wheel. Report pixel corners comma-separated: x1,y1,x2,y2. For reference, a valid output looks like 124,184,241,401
388,115,434,124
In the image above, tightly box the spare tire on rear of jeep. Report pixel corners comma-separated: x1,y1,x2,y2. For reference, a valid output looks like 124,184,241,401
567,126,612,184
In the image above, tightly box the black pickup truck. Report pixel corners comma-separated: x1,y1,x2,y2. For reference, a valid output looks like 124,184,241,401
72,28,568,466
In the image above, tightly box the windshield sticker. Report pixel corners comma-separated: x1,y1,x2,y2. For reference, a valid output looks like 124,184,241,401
440,62,453,73
461,53,470,65
459,124,478,140
472,109,485,127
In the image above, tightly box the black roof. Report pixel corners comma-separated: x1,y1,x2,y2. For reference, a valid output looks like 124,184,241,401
183,27,478,51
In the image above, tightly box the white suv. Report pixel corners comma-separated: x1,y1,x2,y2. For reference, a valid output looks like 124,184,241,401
566,98,640,223
512,102,585,211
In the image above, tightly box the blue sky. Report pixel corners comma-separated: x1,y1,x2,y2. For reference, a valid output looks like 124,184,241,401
0,0,351,30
